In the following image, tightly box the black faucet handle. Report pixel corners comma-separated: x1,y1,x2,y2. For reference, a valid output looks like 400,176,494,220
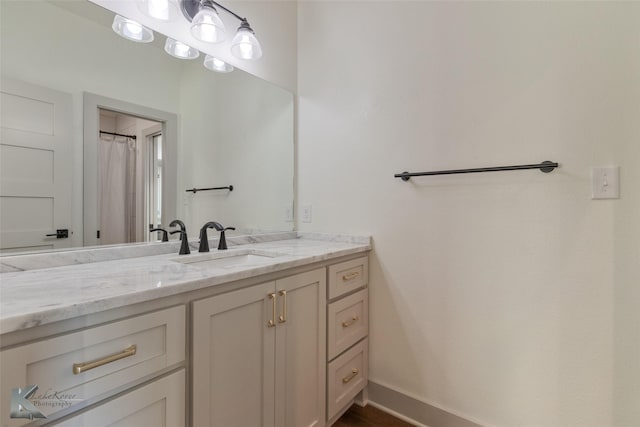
169,230,184,236
150,227,169,242
217,226,235,250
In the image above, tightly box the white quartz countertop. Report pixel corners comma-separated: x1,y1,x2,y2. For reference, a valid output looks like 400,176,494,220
0,234,370,335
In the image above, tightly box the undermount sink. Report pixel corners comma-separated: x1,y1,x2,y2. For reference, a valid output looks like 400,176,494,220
170,249,282,269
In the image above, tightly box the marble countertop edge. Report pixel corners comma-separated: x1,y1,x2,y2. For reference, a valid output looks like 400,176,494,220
1,235,370,335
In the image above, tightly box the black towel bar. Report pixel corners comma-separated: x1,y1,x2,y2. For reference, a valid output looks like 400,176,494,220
395,161,558,181
186,185,234,193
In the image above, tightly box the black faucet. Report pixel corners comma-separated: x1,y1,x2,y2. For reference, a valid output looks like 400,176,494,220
198,222,217,252
149,227,168,242
169,219,190,255
198,222,236,251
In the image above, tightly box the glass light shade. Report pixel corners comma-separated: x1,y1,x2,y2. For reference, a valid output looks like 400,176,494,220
190,5,226,43
164,38,200,59
112,15,154,43
137,0,178,22
230,27,262,60
203,55,234,73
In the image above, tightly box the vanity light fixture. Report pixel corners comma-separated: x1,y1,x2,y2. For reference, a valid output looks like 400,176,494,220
230,19,262,60
112,15,154,43
181,0,263,60
165,38,200,59
137,0,179,22
203,55,234,73
189,1,226,43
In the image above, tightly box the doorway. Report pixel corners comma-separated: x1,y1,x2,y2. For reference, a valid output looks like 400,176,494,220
84,93,178,247
98,109,163,245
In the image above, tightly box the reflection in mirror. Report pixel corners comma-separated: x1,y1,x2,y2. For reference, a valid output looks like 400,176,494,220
0,0,294,255
98,109,162,245
82,91,179,248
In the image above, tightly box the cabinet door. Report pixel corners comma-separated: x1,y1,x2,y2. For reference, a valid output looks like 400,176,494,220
274,268,326,427
192,282,276,427
51,370,185,427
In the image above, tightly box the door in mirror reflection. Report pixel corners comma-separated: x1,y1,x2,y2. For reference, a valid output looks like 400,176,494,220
0,79,74,254
98,109,162,245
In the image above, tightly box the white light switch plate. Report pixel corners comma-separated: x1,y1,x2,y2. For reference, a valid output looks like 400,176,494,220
592,166,620,199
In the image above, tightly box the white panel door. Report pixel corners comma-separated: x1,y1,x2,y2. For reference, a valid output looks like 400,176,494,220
0,79,73,253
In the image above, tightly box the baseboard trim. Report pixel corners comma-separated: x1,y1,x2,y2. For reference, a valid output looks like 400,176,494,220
368,381,485,427
367,400,430,427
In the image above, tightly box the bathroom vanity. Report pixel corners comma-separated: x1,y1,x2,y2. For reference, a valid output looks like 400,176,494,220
0,233,370,427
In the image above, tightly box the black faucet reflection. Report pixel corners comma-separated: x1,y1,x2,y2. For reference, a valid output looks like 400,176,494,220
169,219,190,255
149,227,169,242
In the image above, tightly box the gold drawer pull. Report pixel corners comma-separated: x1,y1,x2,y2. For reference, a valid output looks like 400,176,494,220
278,290,287,323
342,271,360,281
342,316,359,328
73,345,137,375
342,368,359,384
268,293,276,327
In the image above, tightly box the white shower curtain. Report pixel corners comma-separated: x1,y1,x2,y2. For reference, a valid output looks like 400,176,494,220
98,135,137,245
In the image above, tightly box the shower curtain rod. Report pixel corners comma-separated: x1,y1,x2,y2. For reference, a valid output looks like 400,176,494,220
99,130,137,140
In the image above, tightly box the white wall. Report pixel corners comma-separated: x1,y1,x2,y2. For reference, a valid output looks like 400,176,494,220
613,84,640,424
297,2,640,426
179,59,294,234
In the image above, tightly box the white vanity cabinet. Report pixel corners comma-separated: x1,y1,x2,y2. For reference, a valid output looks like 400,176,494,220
192,268,327,427
326,256,370,424
0,306,186,427
0,242,370,427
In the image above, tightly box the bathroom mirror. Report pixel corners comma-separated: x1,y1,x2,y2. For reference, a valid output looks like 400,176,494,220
0,0,294,254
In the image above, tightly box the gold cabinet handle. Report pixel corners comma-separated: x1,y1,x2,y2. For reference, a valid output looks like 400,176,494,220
342,271,360,281
72,345,136,375
342,316,359,328
268,293,276,327
278,290,287,323
342,368,359,384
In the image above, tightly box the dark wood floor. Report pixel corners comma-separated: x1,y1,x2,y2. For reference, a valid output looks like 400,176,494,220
333,404,415,427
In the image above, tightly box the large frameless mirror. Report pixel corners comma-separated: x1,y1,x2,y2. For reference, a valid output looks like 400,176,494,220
0,0,294,254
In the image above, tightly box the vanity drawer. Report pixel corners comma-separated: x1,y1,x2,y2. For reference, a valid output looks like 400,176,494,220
328,256,368,300
327,338,368,420
50,370,185,427
328,289,368,361
0,305,185,425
